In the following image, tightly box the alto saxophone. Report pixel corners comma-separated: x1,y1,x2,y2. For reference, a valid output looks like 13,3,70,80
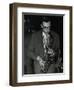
40,47,56,73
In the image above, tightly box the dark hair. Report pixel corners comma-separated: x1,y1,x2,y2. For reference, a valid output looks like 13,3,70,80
41,16,51,23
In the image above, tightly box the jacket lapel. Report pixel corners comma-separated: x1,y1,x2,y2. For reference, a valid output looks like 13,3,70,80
38,31,44,57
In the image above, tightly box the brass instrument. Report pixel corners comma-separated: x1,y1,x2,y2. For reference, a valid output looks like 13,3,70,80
40,47,63,73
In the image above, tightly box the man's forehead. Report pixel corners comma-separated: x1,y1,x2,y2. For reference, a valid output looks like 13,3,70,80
42,21,51,26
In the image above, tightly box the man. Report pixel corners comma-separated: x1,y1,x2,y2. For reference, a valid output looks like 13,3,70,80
27,17,61,74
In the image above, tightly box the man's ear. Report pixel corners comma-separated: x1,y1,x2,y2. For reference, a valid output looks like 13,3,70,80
41,24,43,28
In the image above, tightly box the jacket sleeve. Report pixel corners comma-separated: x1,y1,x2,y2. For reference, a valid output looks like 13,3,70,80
53,33,61,61
56,33,60,49
27,33,37,61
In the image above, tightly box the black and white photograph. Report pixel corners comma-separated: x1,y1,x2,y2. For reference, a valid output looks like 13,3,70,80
22,15,63,75
10,3,72,86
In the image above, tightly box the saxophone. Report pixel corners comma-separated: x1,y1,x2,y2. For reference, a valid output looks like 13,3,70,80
40,47,56,73
40,47,63,73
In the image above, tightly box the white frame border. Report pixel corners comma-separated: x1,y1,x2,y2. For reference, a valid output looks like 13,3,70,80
17,7,70,83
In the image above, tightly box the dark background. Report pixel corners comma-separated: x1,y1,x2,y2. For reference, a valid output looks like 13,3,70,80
22,14,63,74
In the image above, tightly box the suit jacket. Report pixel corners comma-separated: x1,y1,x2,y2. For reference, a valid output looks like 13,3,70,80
27,30,60,74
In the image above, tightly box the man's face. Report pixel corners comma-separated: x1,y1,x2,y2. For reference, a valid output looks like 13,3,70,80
41,21,51,33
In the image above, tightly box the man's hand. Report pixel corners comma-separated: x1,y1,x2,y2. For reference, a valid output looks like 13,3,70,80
37,56,45,70
48,48,55,56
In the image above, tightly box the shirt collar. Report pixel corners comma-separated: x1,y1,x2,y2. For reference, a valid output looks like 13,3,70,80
42,31,50,39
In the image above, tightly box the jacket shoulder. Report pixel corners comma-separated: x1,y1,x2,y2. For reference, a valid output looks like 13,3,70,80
31,31,41,38
51,31,59,38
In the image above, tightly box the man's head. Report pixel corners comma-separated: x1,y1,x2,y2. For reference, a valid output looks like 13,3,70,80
41,17,51,33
